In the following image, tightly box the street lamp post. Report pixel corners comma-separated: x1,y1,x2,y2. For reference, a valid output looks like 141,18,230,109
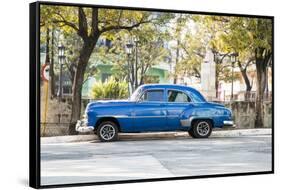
230,52,238,101
125,43,133,95
58,44,65,103
134,37,140,90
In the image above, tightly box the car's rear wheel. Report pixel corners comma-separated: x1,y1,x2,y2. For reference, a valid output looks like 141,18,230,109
192,120,212,138
97,121,119,142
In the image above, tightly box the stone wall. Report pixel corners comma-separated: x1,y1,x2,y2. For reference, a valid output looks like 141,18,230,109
41,98,272,136
40,84,72,136
223,101,272,128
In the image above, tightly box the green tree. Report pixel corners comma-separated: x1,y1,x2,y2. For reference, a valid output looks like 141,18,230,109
168,14,190,84
129,24,170,90
175,16,240,97
213,17,272,127
41,5,172,134
177,20,207,79
188,16,260,100
211,17,255,97
88,21,171,92
40,7,57,97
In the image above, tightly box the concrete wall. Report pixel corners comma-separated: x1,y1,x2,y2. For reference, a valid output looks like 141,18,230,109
224,101,272,128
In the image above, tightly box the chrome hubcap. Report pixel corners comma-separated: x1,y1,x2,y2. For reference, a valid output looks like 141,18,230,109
196,121,210,136
100,124,115,140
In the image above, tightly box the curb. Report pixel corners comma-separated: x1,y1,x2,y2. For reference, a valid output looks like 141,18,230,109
41,135,98,144
41,128,272,144
212,128,272,137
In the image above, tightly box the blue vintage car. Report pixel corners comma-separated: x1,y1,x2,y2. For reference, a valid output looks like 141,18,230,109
76,84,234,141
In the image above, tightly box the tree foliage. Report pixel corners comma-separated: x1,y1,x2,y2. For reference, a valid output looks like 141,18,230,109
91,77,128,100
40,5,174,134
206,16,272,127
40,4,272,130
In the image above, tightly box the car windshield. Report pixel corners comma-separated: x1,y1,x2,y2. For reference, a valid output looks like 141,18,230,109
130,86,143,101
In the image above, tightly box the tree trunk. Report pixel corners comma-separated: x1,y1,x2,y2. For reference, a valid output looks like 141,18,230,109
255,59,266,128
215,66,219,99
45,28,50,65
49,29,56,98
173,40,180,84
237,61,252,100
135,45,138,89
264,66,269,100
67,6,148,134
130,57,135,92
139,75,144,86
254,48,270,128
69,41,97,135
215,77,219,98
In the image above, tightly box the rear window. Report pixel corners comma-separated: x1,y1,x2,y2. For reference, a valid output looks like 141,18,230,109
168,90,191,102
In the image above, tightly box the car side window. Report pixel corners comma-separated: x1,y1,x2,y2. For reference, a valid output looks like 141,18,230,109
168,90,191,102
139,90,164,102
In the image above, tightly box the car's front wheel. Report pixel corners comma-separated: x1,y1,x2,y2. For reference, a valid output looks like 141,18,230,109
97,121,119,142
191,120,212,138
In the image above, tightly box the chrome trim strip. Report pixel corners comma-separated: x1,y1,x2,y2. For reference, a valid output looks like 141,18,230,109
96,115,167,118
180,119,189,127
134,115,166,118
180,117,193,127
96,115,129,118
167,115,179,118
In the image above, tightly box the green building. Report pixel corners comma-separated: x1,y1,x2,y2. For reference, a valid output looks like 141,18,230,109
82,63,170,98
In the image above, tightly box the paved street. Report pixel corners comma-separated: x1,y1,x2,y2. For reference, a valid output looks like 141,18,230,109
41,135,272,185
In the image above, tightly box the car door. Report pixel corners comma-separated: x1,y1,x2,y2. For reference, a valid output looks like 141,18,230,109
133,89,167,132
166,89,193,130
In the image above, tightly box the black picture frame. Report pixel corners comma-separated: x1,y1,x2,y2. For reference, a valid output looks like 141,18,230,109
29,1,274,189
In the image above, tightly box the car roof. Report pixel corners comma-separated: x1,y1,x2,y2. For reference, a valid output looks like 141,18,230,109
140,84,206,102
141,84,196,91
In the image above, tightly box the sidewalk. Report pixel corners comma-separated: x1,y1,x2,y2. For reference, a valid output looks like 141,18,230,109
41,128,272,144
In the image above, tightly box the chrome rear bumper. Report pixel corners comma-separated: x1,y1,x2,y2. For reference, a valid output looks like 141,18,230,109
223,120,235,128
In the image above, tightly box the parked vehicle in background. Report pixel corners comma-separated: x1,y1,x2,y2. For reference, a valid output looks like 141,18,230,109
76,84,234,142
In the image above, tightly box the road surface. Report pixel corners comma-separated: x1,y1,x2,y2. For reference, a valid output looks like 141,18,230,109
41,135,272,185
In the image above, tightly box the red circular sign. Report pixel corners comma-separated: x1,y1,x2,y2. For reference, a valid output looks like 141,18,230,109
41,64,50,82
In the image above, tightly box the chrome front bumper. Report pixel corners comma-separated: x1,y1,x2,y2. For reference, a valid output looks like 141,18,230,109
180,118,191,127
75,120,94,133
